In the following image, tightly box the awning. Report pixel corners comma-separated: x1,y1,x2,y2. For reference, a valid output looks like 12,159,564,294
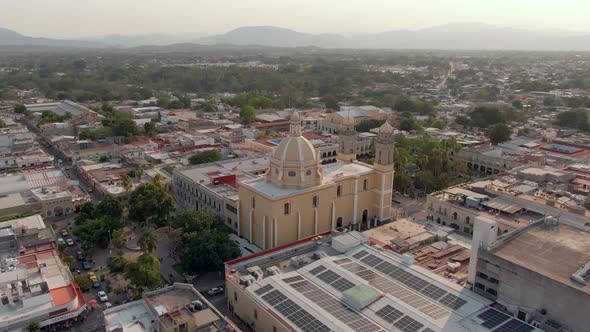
482,198,523,214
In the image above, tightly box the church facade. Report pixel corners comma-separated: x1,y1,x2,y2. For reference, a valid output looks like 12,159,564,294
238,112,395,249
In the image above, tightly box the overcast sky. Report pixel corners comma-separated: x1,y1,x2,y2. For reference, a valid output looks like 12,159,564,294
3,0,590,38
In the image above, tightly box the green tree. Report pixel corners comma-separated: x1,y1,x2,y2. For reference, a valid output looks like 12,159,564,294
63,256,76,269
240,105,256,125
355,119,385,132
14,104,27,113
79,129,95,140
74,216,123,250
156,96,171,108
135,167,144,181
512,100,524,110
125,254,161,289
189,150,221,165
432,120,446,129
99,155,109,162
144,121,157,136
121,175,133,196
138,228,158,254
74,274,92,290
94,193,124,219
181,229,241,272
111,229,127,254
107,255,129,273
554,109,589,131
172,210,217,233
486,123,513,145
128,182,175,226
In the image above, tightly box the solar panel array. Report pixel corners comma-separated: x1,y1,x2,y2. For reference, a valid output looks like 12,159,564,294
284,278,385,331
478,309,511,329
393,316,425,332
255,284,332,332
337,260,449,319
313,268,356,292
353,250,467,310
493,319,535,332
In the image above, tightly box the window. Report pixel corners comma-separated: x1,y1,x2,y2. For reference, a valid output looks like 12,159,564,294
313,195,319,208
251,197,255,209
288,171,296,177
453,212,458,220
477,272,489,280
234,292,237,301
337,185,342,197
475,282,485,290
489,277,499,284
486,288,498,296
284,203,290,215
254,309,258,320
273,327,277,332
306,169,312,176
227,217,232,224
363,179,368,190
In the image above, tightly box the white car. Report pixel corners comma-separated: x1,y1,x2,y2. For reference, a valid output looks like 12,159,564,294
104,302,113,309
207,287,224,296
66,238,75,246
57,238,66,246
97,291,108,302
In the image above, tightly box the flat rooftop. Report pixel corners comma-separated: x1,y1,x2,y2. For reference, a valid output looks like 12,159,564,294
227,232,540,332
104,301,154,332
492,223,590,295
241,161,374,199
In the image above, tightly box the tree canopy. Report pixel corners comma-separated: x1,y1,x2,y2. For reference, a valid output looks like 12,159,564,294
128,182,175,226
554,109,590,131
189,149,221,165
355,119,385,132
240,105,256,125
173,210,240,272
125,254,162,289
486,123,513,145
94,193,124,219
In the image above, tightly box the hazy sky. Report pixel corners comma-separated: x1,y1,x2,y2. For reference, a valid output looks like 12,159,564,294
3,0,590,38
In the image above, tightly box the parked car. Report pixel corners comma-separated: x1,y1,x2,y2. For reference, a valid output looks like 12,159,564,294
88,272,100,288
82,261,92,270
66,238,75,246
97,291,108,302
57,238,66,246
207,287,224,296
104,302,113,309
61,229,69,237
76,251,85,261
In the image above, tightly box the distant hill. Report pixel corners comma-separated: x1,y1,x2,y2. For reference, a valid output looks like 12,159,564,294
2,23,590,50
0,27,100,47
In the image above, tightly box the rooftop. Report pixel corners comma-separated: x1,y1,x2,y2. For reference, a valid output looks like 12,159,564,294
226,232,540,332
241,161,374,199
492,223,590,295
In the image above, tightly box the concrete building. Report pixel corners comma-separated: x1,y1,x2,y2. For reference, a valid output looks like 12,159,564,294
469,215,590,332
238,113,394,249
103,283,239,332
174,157,269,233
318,106,389,134
0,215,86,331
225,231,540,332
160,109,197,124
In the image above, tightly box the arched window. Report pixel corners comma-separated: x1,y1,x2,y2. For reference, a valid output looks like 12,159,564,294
337,185,342,197
336,217,343,228
251,197,255,209
453,212,458,220
306,169,312,176
363,179,368,190
465,216,470,225
288,171,296,177
284,203,290,215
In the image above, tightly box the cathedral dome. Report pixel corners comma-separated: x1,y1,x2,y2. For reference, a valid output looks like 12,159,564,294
272,135,317,165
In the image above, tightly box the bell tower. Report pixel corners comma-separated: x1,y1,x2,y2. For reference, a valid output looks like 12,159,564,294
374,121,395,222
337,116,357,162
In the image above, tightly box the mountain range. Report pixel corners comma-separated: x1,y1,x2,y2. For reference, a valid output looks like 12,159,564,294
2,23,590,50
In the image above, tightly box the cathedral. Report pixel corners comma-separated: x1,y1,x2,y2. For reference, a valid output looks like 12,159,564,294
238,112,395,249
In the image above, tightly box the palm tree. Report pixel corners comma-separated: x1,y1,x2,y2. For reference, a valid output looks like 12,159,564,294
138,228,158,254
121,175,132,196
152,173,164,185
111,229,127,254
135,167,144,182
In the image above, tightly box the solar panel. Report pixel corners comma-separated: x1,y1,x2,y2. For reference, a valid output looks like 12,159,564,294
438,293,468,310
262,290,288,305
477,309,512,329
352,250,369,259
254,284,273,295
375,305,404,323
493,319,535,332
340,261,449,320
309,265,327,275
422,284,447,300
423,329,436,332
333,257,352,265
259,286,332,332
317,270,341,284
287,279,384,331
282,275,305,284
331,278,355,292
393,316,424,332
